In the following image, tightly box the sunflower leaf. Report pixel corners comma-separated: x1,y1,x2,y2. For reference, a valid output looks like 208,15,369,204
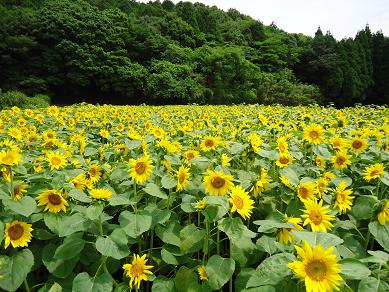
206,255,235,290
3,196,37,217
143,183,168,199
72,272,113,292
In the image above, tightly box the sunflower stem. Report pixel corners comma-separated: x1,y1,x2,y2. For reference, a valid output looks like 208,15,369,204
23,279,30,292
229,238,233,292
9,166,14,199
216,227,220,256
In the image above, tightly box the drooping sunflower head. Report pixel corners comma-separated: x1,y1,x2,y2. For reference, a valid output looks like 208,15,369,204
288,241,342,292
278,217,303,244
197,265,208,281
13,180,28,200
303,124,324,144
37,189,69,213
334,181,354,214
203,169,234,196
228,185,255,220
176,165,191,192
123,254,153,289
4,220,33,249
363,163,385,181
129,155,153,185
301,200,335,232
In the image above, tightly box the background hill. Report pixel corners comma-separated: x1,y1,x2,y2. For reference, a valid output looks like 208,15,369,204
0,0,388,106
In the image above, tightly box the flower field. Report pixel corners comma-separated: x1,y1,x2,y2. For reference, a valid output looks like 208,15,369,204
0,104,388,292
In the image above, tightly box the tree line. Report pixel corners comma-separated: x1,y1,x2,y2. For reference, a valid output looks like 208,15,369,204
0,0,388,106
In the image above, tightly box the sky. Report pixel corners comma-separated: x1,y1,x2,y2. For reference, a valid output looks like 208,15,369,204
137,0,389,39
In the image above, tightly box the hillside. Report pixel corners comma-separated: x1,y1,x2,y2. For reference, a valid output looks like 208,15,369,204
0,0,388,106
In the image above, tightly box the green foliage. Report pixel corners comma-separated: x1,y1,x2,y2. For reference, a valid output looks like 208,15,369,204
0,90,50,109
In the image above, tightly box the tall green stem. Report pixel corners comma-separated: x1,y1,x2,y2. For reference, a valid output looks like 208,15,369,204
9,166,14,199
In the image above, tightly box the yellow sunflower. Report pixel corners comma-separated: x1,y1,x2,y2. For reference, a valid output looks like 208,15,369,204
349,137,368,154
228,185,255,220
176,165,191,192
203,169,234,196
363,163,385,181
123,254,153,289
303,124,324,144
333,181,354,214
297,181,317,202
184,149,200,161
4,220,33,248
315,178,329,198
36,189,69,213
87,164,102,183
197,265,208,281
251,168,271,197
129,155,153,184
0,149,21,166
69,173,87,190
89,188,113,200
46,151,67,170
378,201,389,225
331,151,351,170
301,200,335,232
288,241,342,292
280,175,295,190
276,153,293,168
221,153,232,167
13,180,28,200
201,136,221,152
278,217,304,244
315,156,326,169
330,136,347,151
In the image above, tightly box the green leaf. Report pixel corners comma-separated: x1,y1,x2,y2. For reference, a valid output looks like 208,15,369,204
218,217,256,242
174,267,202,292
0,249,34,292
72,272,113,292
84,147,98,157
152,276,177,292
44,213,89,237
161,175,177,189
351,196,377,220
256,236,278,255
96,229,129,260
358,276,389,292
368,222,389,252
48,283,62,292
361,250,389,264
380,172,389,186
203,196,229,222
119,211,153,238
161,247,179,265
291,231,344,248
246,253,295,288
206,255,235,290
254,220,293,233
68,188,92,203
42,244,78,278
0,221,4,245
340,258,371,279
84,204,104,221
143,183,168,199
54,233,85,260
180,224,205,254
3,196,37,217
155,221,181,246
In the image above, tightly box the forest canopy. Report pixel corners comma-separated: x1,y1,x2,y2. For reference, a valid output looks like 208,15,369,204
0,0,388,106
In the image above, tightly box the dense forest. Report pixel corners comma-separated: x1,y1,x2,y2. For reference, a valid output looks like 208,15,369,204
0,0,388,106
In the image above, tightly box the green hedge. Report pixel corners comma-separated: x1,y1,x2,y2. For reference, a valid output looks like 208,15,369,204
0,90,50,109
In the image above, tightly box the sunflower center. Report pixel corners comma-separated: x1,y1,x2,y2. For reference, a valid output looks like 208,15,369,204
336,156,345,165
309,210,323,225
370,170,379,177
51,157,61,165
279,156,289,164
306,260,327,281
309,131,319,139
352,140,362,149
130,263,144,277
187,153,194,160
205,139,214,148
337,192,346,203
299,187,309,199
8,224,24,240
211,176,225,189
179,172,186,184
2,154,14,164
135,162,146,175
48,193,62,205
89,168,97,176
232,196,244,209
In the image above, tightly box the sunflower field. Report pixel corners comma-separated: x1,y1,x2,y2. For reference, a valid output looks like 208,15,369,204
0,104,388,292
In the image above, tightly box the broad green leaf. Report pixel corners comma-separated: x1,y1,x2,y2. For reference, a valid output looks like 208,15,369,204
256,236,278,255
358,276,389,292
161,175,177,189
96,229,129,260
0,249,34,292
203,196,229,222
152,276,177,292
44,213,89,237
180,195,197,213
68,188,92,203
161,247,179,265
254,220,293,233
218,217,256,242
84,147,98,157
368,222,389,252
361,250,389,264
340,258,371,279
174,267,202,292
143,183,168,199
119,211,152,238
42,244,78,278
0,221,3,245
108,194,131,206
48,283,62,292
206,255,235,290
84,204,104,221
351,196,378,220
380,172,389,186
229,142,247,154
3,196,37,217
72,272,113,292
180,224,205,254
155,221,181,246
246,253,295,288
291,231,344,248
54,233,85,260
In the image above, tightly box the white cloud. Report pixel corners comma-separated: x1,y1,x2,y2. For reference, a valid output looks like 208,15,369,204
136,0,389,39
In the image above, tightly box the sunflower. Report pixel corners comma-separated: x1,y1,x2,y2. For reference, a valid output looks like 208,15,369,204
197,265,208,281
69,173,87,190
315,178,329,198
37,189,69,213
278,217,304,244
89,188,113,200
99,129,110,138
87,164,102,183
13,180,28,200
288,241,342,292
196,199,207,210
280,175,295,190
363,163,385,181
301,200,335,232
297,181,317,202
251,168,271,197
129,155,153,185
184,149,200,161
203,169,234,196
330,136,347,150
4,220,33,248
123,254,153,289
277,136,289,153
201,136,221,152
0,149,21,166
228,185,255,220
333,181,354,214
315,156,326,169
176,165,191,192
276,153,293,168
303,124,324,144
330,151,351,170
378,201,389,225
349,137,368,154
46,151,67,170
221,153,231,167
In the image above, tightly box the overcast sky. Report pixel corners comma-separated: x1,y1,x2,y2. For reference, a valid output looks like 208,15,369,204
137,0,389,39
